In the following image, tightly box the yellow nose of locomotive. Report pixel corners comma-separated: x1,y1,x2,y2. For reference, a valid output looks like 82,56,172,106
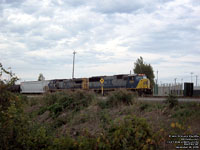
136,78,150,89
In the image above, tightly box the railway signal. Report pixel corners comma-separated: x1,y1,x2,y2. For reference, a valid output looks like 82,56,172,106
100,78,104,84
100,78,104,96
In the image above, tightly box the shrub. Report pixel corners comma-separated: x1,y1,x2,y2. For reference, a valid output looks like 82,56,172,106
53,117,67,128
38,107,48,115
49,136,76,150
107,89,136,107
0,91,158,150
97,100,109,109
105,115,157,150
77,131,97,150
19,126,52,150
38,90,96,118
139,103,150,111
48,103,63,118
72,90,95,111
29,97,39,106
99,110,112,125
172,108,196,122
44,92,67,106
0,95,52,150
165,94,178,108
45,91,94,108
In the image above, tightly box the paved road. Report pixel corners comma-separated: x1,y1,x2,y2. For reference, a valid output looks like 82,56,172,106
138,97,200,102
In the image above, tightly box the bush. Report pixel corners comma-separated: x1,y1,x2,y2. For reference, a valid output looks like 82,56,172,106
107,89,136,107
97,100,109,109
165,94,178,108
174,109,194,117
102,115,158,150
18,126,52,150
0,90,158,150
52,118,68,128
49,136,76,150
45,91,95,109
38,90,96,118
99,110,112,126
38,107,48,115
0,94,53,150
77,132,97,150
139,103,150,111
48,103,63,118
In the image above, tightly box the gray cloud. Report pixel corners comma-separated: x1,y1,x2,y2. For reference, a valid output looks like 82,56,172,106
0,0,200,83
0,0,25,6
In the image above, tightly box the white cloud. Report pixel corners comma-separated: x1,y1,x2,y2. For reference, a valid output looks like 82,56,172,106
0,0,200,84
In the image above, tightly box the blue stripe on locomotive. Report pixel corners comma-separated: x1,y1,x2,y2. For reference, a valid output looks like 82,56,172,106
48,79,72,89
102,76,143,89
48,75,144,90
89,76,143,89
99,77,142,89
126,76,141,88
103,79,113,88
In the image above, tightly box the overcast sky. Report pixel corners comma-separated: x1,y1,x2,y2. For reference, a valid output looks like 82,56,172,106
0,0,200,85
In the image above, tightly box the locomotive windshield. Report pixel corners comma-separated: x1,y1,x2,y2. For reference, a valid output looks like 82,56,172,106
138,74,147,79
136,76,143,80
143,75,147,79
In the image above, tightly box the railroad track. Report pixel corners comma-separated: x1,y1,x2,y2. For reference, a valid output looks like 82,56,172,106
25,94,200,102
138,97,200,102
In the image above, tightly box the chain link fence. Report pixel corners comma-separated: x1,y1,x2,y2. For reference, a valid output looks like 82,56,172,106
153,83,183,96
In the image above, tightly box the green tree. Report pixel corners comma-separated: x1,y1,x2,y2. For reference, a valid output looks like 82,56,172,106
0,63,51,150
0,64,18,87
38,73,45,81
133,57,155,88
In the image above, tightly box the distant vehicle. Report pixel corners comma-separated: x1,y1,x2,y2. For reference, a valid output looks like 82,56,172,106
19,74,151,95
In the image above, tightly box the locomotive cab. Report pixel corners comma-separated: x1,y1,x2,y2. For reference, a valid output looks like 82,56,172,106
126,74,140,88
126,74,151,93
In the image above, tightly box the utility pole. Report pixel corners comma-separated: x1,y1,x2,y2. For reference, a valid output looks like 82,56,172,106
196,75,198,86
191,72,193,83
174,78,177,85
72,51,76,79
157,70,158,85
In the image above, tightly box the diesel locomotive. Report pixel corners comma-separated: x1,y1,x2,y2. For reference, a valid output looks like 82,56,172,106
47,74,151,94
19,74,151,95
